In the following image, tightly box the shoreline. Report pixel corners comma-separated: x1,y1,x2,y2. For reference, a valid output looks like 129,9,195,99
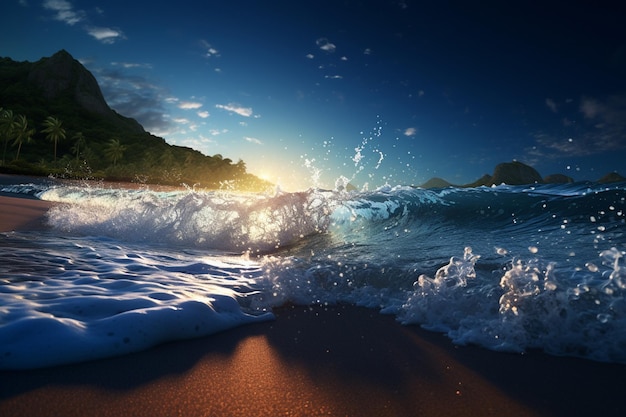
0,172,182,232
0,195,52,232
0,174,55,232
1,304,625,417
1,174,626,416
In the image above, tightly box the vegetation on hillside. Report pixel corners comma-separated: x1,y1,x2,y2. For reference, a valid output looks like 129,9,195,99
0,53,272,192
0,106,269,190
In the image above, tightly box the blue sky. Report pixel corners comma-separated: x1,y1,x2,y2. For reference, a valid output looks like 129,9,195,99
2,0,626,190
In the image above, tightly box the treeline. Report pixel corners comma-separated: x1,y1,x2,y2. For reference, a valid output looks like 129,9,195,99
0,107,271,191
0,51,271,191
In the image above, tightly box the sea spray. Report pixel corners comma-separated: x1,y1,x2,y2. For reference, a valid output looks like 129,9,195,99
298,117,390,192
41,185,335,253
2,180,626,367
400,246,626,362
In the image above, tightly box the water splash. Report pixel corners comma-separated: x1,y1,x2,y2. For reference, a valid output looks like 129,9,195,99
3,180,626,365
42,186,335,253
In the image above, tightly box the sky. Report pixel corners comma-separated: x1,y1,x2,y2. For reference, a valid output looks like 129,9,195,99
2,0,625,190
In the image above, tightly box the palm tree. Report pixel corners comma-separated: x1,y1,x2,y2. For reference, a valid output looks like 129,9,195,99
0,108,18,165
71,131,86,161
104,138,126,167
12,115,35,161
42,116,66,162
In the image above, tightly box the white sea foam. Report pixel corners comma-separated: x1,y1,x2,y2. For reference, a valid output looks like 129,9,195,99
0,233,272,369
40,185,333,253
2,181,626,367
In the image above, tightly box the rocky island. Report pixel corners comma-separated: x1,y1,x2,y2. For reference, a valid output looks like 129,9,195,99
419,161,625,189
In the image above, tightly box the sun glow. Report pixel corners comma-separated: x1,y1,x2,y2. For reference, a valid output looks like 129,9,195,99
248,161,315,192
257,172,273,182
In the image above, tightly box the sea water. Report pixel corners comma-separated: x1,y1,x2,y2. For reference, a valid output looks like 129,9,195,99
1,180,626,369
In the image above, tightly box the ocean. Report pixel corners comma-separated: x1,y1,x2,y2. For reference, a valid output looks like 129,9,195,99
1,179,625,369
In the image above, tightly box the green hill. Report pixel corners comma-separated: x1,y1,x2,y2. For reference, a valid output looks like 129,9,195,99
0,50,271,191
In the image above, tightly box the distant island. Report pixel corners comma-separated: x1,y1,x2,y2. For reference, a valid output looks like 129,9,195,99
0,50,271,191
419,161,625,189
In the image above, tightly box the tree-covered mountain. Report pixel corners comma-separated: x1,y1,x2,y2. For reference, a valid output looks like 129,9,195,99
0,50,271,191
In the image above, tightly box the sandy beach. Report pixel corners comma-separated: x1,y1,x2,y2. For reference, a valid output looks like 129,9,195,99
1,177,625,416
0,195,52,232
0,174,54,232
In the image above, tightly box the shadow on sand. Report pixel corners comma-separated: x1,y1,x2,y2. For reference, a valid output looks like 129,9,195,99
1,305,625,417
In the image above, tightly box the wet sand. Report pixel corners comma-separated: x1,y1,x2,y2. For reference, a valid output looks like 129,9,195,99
1,175,625,416
0,174,54,232
0,195,52,231
1,303,625,417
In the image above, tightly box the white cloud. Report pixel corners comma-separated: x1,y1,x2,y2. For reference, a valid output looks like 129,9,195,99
197,111,210,118
306,53,315,59
111,62,152,69
42,1,126,44
87,26,125,44
545,98,558,113
340,56,348,61
404,127,417,136
209,128,229,136
364,48,372,55
325,75,343,79
215,103,254,117
178,101,203,110
244,136,263,145
43,0,84,25
200,40,220,58
173,118,190,124
199,135,217,145
316,38,336,53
